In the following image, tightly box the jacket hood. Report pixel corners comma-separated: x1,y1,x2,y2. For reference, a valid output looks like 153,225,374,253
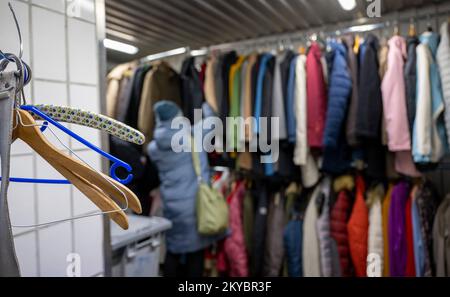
309,42,322,60
420,31,440,56
329,41,347,56
152,101,184,150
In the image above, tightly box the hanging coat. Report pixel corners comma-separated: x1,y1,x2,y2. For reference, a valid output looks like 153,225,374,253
367,184,384,277
322,42,353,175
224,181,249,277
180,57,205,124
413,32,448,164
347,176,368,277
263,192,286,276
382,184,393,277
302,185,322,277
432,194,450,277
405,36,420,135
316,178,333,277
306,42,327,149
330,190,352,277
437,22,450,148
405,193,417,277
204,55,219,113
272,54,288,141
411,188,425,277
344,36,360,147
388,181,410,277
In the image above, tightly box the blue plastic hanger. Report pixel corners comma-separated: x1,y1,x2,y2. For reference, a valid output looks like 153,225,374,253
4,105,134,185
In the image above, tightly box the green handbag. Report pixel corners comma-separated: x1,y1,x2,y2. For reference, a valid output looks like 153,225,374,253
191,137,229,235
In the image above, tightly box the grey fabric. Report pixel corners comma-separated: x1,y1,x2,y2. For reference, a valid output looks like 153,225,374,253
0,72,20,277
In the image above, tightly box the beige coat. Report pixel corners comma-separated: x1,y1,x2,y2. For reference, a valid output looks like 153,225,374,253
138,61,181,146
106,62,136,118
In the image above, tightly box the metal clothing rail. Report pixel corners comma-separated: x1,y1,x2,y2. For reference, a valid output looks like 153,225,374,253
137,2,450,63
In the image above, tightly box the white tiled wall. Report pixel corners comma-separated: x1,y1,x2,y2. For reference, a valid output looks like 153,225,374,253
0,0,105,277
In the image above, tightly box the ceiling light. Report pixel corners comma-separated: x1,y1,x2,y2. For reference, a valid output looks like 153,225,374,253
103,39,139,55
144,47,188,62
338,0,356,11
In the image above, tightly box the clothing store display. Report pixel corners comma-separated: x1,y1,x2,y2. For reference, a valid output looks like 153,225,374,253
0,77,20,277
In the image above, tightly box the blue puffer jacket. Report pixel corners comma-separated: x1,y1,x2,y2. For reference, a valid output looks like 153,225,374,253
322,42,353,174
148,101,222,254
323,42,352,149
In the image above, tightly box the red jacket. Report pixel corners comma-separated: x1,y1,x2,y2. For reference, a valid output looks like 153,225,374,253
306,42,327,149
347,176,368,277
330,190,353,276
224,181,249,277
405,194,416,276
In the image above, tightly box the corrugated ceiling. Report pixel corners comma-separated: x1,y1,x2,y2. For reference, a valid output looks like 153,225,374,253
105,0,447,63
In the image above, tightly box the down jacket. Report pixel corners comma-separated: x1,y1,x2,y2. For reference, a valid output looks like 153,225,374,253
316,178,333,277
224,181,249,277
302,185,322,277
306,42,327,148
347,176,368,277
148,101,222,254
323,42,352,149
331,190,353,277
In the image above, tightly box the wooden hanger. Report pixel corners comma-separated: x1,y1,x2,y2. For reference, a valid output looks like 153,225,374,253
12,109,142,229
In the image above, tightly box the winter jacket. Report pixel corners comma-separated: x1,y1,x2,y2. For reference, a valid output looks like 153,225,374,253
139,61,181,145
126,64,152,129
381,36,412,152
412,192,425,277
263,192,286,276
251,181,269,276
218,51,238,130
224,181,248,277
415,181,439,276
413,32,448,164
284,214,303,277
405,193,416,277
147,101,221,254
229,56,245,150
180,57,204,124
330,190,352,277
316,178,333,277
356,34,383,140
437,22,450,148
306,42,327,149
294,55,308,165
204,56,219,113
432,194,450,276
321,42,353,175
272,54,288,141
382,184,393,277
344,36,360,146
286,55,298,143
405,36,420,135
388,181,410,277
323,42,352,149
367,184,384,277
302,185,322,277
106,61,136,118
347,176,368,277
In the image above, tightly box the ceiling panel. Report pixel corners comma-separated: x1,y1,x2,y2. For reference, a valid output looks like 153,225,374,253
105,0,449,63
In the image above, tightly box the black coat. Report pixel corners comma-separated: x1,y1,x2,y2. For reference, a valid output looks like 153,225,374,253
180,57,204,124
405,37,419,136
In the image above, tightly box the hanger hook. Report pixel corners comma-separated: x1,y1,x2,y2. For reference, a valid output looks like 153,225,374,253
8,2,23,59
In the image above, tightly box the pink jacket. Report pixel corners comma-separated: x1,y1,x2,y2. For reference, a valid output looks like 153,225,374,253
381,36,412,151
224,181,249,277
306,42,327,149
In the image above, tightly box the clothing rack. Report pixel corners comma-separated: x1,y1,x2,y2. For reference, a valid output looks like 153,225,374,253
137,2,450,63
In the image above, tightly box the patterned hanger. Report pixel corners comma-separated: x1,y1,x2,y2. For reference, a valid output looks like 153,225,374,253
28,104,145,145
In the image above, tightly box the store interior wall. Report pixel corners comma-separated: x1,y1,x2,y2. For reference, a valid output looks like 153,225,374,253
0,0,104,277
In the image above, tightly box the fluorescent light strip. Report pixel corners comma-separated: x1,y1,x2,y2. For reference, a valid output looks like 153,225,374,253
144,47,188,61
103,39,139,55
